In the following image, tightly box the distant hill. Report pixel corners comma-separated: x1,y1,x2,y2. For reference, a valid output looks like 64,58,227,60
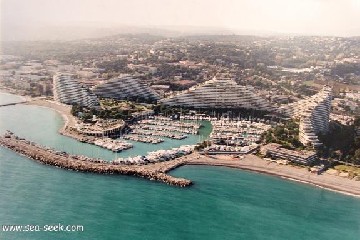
1,23,284,42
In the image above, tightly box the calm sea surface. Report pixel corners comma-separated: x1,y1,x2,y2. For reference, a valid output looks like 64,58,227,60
0,93,359,240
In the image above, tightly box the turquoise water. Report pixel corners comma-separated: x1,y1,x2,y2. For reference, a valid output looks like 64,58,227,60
1,93,360,240
0,101,212,160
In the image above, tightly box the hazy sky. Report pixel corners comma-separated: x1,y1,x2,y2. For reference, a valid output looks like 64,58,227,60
1,0,360,37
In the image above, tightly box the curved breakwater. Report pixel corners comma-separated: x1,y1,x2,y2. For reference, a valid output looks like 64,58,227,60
0,134,192,187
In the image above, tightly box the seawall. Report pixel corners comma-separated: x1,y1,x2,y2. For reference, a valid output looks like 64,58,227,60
0,134,192,187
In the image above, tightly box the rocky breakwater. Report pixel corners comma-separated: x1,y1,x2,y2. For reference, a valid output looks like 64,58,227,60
0,133,192,187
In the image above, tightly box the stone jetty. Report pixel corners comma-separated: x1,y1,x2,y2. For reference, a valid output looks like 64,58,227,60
0,133,192,187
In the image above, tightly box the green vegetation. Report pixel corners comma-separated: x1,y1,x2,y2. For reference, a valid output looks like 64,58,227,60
334,165,360,177
71,99,153,121
318,116,360,165
96,59,128,72
100,99,148,112
153,104,191,116
303,80,323,89
262,120,304,150
331,63,360,80
155,64,201,81
262,116,360,165
293,84,318,96
194,140,212,151
72,105,131,121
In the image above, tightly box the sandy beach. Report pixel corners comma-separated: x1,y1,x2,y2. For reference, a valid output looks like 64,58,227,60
26,99,95,141
183,153,360,197
26,99,75,129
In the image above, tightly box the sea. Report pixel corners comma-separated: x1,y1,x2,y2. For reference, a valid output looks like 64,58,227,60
0,92,359,240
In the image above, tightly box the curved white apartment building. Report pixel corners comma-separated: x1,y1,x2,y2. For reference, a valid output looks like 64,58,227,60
160,78,274,111
92,75,159,102
281,86,332,147
53,73,99,107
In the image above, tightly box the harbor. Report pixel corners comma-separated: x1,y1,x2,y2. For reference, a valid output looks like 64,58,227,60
2,131,360,197
130,128,187,140
210,119,271,146
0,132,192,187
2,94,359,197
93,138,133,152
139,117,201,134
126,117,201,142
21,99,212,159
112,145,194,165
122,134,164,144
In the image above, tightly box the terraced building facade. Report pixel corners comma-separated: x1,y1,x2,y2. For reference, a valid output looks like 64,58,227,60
281,86,332,147
160,78,274,111
53,73,99,107
92,75,159,102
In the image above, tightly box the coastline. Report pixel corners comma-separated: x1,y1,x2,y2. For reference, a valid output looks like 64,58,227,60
2,94,360,197
25,99,94,142
184,153,360,198
0,134,192,187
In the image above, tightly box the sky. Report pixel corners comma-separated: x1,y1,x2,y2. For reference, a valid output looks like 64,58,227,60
1,0,360,39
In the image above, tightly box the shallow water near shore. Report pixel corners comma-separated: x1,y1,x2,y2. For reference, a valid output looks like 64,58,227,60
0,99,212,161
1,92,360,239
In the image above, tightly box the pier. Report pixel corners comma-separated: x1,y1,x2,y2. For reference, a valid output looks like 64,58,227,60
0,133,192,187
0,101,27,107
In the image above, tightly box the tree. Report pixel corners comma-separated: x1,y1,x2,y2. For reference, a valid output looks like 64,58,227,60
354,116,360,127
